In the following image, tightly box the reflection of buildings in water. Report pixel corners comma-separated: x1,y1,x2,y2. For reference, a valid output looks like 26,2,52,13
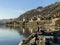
17,27,37,38
22,28,25,34
29,28,33,33
5,25,60,38
16,27,32,38
22,27,33,34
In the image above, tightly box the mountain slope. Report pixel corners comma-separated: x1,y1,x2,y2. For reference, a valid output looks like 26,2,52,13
17,2,60,21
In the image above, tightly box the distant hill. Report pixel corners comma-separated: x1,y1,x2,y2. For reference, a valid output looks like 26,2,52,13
17,2,60,21
0,19,15,25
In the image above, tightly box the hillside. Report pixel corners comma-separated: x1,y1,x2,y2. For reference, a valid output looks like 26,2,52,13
17,2,60,21
5,2,60,27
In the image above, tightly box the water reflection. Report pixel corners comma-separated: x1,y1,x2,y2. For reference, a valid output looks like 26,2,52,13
0,27,25,45
5,26,60,38
5,26,38,38
5,26,60,44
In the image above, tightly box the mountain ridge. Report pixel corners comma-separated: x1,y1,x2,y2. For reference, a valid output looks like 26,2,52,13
16,2,60,21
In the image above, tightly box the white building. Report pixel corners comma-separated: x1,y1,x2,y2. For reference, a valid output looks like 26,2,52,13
23,18,25,22
29,19,33,22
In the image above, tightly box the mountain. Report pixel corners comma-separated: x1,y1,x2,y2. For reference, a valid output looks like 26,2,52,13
17,2,60,21
0,19,15,25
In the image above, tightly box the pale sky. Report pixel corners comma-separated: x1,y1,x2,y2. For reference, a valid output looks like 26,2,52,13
0,0,60,19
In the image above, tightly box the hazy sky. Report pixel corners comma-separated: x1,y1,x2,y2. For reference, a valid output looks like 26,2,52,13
0,0,60,19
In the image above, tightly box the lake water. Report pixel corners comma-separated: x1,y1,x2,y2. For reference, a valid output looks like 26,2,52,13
0,27,26,45
0,26,60,45
0,26,36,45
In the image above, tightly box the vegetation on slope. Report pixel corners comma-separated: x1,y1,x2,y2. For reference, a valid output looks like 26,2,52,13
17,2,60,21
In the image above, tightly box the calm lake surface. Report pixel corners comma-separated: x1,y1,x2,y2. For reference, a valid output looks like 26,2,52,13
0,26,60,45
0,26,36,45
0,27,26,45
